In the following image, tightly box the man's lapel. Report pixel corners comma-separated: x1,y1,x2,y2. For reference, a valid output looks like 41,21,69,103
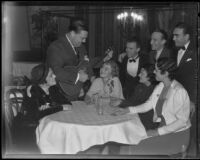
178,43,192,67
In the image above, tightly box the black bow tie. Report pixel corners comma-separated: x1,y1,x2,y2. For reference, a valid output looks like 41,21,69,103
179,46,186,50
129,59,136,63
128,56,138,63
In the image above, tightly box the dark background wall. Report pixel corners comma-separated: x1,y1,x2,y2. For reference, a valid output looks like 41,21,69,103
2,2,199,81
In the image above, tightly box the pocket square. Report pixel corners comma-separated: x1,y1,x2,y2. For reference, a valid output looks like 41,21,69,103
186,58,192,62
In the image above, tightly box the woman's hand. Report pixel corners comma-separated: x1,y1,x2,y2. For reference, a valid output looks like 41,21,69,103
111,107,130,116
63,104,72,111
84,95,92,104
146,129,159,137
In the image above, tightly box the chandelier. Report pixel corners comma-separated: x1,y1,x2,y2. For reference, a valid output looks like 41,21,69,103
117,11,143,22
117,11,144,39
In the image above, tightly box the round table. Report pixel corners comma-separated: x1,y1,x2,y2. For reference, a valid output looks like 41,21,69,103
36,101,147,154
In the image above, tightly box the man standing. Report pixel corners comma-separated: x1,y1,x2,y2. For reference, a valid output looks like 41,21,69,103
46,19,89,101
119,37,148,99
149,29,173,64
173,22,197,156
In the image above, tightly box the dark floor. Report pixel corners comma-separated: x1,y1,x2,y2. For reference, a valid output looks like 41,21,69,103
10,124,40,154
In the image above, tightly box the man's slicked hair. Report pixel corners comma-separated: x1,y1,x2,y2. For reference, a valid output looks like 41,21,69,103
68,18,88,33
126,37,141,49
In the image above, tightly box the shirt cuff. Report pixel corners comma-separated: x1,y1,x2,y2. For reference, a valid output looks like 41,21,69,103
128,107,137,114
75,73,79,84
157,127,165,135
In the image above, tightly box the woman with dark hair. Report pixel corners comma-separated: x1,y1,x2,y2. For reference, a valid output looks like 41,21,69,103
111,58,191,155
84,60,124,104
25,64,72,123
113,57,191,136
110,63,158,130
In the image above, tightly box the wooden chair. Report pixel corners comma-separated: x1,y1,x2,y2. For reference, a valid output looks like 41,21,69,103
5,88,38,128
4,100,15,153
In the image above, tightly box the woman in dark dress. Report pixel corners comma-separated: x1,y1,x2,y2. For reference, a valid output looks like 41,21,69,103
110,63,158,130
24,63,72,123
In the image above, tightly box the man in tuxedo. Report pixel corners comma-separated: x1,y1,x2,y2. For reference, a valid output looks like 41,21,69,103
149,29,173,64
46,19,89,100
173,22,197,156
119,37,148,99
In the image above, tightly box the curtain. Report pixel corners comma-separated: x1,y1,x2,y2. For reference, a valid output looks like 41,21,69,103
74,4,198,59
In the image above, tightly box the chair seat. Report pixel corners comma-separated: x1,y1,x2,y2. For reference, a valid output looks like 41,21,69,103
120,129,190,156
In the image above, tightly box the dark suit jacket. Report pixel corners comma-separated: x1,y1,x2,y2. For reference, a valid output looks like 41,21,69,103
119,83,156,130
175,42,197,103
46,36,88,100
148,47,173,65
46,36,81,84
119,53,148,98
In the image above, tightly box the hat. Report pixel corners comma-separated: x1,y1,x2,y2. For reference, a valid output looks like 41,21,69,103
31,64,49,84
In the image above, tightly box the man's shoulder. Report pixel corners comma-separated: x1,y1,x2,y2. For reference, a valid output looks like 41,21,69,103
48,36,69,48
162,47,173,54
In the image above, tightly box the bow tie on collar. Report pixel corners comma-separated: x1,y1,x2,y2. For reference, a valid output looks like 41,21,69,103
128,56,139,63
179,46,186,50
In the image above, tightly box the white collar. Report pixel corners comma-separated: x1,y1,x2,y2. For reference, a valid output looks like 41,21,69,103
129,54,139,60
66,34,77,55
156,47,164,54
66,34,75,48
184,41,190,50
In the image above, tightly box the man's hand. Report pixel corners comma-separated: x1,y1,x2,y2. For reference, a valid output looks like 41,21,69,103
111,107,130,116
103,49,113,62
62,104,72,111
118,52,127,63
146,129,159,137
78,69,88,82
190,101,195,119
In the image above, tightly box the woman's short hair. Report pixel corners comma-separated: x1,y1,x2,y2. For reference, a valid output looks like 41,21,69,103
103,60,119,77
142,63,157,84
156,58,177,80
31,63,49,85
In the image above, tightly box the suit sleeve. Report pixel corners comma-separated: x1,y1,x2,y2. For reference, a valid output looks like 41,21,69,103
46,44,78,84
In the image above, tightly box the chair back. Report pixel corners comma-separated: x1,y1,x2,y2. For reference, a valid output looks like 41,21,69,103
6,88,26,117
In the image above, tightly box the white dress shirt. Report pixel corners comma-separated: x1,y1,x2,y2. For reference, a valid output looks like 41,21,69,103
127,56,139,78
128,80,191,135
177,41,190,66
155,48,163,60
66,34,79,84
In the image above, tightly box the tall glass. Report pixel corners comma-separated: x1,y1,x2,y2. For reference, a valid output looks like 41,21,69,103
95,95,104,115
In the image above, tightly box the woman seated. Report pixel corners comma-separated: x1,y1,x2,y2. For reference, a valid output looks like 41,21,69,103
110,63,158,130
24,63,72,123
113,58,191,137
84,60,124,104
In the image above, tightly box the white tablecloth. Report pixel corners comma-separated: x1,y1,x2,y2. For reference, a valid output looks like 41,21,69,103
36,101,147,154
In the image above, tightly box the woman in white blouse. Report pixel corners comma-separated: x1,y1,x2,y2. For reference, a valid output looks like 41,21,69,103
84,60,124,104
113,58,191,137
